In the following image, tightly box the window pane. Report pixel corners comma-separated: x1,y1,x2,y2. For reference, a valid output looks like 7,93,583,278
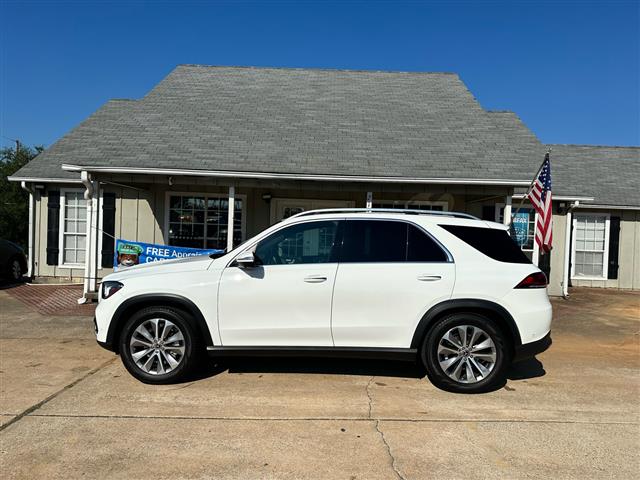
440,225,531,264
64,235,77,249
407,225,448,262
341,221,406,263
65,220,76,233
76,249,86,263
64,249,76,264
255,221,338,265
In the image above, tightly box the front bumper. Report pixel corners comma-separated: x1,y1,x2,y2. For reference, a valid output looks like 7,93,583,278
513,332,552,362
94,316,116,352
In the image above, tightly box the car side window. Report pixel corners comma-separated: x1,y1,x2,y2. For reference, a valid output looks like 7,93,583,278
407,224,449,262
340,220,448,263
254,221,339,266
340,220,406,263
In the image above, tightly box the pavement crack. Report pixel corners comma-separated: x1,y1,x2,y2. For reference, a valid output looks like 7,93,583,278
0,357,116,433
366,376,407,480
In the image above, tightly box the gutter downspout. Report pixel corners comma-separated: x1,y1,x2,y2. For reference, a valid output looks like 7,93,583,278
562,200,579,298
79,171,94,304
20,181,35,278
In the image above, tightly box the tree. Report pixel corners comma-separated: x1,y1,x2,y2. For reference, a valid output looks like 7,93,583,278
0,144,43,249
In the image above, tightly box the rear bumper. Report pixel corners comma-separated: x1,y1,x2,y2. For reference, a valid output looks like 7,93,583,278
513,332,552,362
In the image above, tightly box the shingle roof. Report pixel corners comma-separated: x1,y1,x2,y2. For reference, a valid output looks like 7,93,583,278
12,65,546,183
10,100,136,181
545,144,640,208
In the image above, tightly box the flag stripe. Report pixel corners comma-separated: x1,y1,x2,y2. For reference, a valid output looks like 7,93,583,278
526,154,553,254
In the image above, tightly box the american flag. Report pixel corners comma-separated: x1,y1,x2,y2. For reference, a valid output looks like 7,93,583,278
527,153,553,253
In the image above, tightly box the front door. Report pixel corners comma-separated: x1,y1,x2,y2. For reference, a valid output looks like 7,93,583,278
218,220,341,346
270,198,355,224
331,220,455,348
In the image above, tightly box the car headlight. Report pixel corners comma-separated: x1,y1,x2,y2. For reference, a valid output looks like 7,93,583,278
102,281,123,299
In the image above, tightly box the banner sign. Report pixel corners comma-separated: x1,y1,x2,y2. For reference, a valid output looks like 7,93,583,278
114,239,223,271
511,212,530,247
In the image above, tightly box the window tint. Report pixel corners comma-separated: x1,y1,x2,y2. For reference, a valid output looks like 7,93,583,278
439,224,530,264
341,221,406,263
255,221,339,266
340,220,448,263
407,224,449,262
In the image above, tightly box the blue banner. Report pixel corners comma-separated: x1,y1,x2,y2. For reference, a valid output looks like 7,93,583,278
511,212,530,247
114,239,224,271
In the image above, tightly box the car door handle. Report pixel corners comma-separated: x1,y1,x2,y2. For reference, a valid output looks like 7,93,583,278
417,275,442,282
304,275,327,283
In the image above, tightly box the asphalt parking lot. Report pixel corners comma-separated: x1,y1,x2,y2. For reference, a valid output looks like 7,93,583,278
1,286,638,479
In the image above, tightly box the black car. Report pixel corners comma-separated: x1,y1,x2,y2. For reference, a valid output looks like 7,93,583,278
0,239,28,281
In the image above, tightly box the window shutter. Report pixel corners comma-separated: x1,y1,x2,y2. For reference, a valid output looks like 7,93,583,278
607,216,620,280
482,206,495,221
101,193,116,268
46,191,60,265
538,249,552,279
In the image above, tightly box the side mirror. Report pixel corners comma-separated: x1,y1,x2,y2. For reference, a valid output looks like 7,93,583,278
235,251,256,268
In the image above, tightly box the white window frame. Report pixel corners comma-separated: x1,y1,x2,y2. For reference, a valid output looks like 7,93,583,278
571,212,610,281
372,200,449,211
163,191,247,250
495,203,539,266
58,188,104,270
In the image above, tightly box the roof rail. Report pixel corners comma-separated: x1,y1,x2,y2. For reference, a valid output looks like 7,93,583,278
289,208,479,220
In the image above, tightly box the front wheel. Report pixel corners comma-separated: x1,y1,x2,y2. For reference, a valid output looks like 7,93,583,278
119,307,201,384
422,313,511,393
8,257,23,281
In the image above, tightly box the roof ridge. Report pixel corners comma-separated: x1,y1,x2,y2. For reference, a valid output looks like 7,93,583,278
175,64,459,76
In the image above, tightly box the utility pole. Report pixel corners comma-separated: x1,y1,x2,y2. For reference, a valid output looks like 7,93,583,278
15,139,20,156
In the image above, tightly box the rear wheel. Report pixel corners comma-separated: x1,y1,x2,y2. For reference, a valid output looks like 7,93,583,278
119,307,201,384
422,313,510,393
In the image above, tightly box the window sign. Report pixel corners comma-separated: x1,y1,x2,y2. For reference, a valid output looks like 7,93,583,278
512,211,530,248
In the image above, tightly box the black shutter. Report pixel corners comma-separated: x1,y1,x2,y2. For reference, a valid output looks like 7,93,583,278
608,216,620,280
101,193,116,268
482,206,495,221
538,250,552,280
46,191,60,265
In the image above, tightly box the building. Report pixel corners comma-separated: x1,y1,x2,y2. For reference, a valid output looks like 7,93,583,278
8,65,640,299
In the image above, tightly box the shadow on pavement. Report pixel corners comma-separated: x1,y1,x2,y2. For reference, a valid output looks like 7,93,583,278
189,355,547,389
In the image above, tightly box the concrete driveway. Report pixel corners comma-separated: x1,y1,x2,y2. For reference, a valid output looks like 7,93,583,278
1,287,638,479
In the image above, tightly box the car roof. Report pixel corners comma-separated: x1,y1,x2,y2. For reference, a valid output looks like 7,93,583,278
280,208,509,230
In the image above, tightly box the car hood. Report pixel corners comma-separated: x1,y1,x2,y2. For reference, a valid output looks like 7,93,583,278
104,254,216,282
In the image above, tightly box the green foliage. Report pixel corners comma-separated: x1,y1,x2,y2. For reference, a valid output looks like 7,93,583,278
0,144,43,249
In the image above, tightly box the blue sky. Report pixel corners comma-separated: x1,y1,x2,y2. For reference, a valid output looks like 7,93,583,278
1,1,638,149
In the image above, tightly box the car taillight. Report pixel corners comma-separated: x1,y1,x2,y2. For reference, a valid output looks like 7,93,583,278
515,272,547,289
102,281,123,299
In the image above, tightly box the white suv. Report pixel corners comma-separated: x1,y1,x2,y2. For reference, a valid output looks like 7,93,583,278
95,209,552,393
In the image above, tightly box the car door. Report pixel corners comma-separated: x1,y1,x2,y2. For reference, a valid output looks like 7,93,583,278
331,219,455,348
218,220,340,346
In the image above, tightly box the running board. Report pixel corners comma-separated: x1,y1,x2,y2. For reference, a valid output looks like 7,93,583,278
206,346,418,362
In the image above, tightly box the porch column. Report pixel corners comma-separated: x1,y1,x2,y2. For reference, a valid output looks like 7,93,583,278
366,192,373,209
80,171,99,303
503,195,513,227
20,182,35,278
227,186,235,251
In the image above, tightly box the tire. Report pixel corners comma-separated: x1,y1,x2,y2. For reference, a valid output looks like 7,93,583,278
421,312,511,393
7,257,23,282
119,306,202,384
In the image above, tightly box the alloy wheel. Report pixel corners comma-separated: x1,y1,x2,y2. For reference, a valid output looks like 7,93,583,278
11,260,21,280
437,325,497,384
129,318,186,375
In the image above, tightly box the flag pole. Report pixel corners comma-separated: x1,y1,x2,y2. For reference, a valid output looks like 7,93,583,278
511,148,551,222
